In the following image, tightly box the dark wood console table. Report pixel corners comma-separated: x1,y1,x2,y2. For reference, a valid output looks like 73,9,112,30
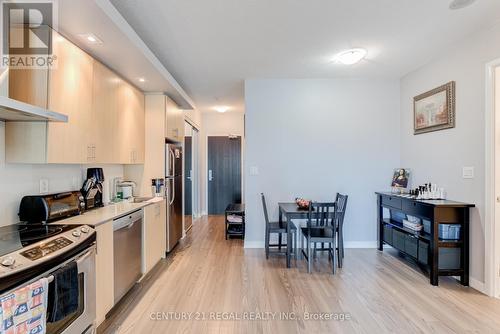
376,192,474,286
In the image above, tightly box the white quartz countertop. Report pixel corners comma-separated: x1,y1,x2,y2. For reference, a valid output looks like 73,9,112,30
51,197,165,227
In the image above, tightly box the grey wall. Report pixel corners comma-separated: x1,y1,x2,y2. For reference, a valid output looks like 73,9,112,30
244,79,400,248
400,23,500,284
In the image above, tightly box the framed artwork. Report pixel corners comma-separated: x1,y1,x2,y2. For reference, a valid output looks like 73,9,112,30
391,168,410,190
414,81,455,135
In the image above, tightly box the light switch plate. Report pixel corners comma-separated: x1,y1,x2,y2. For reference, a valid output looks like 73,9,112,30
462,167,474,179
39,179,49,194
250,166,259,176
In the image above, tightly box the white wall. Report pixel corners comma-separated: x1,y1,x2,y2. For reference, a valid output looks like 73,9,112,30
244,79,400,247
200,112,245,214
400,23,500,284
0,121,124,226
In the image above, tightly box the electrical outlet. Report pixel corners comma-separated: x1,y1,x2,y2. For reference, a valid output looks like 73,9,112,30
462,167,474,179
250,166,259,176
39,179,49,194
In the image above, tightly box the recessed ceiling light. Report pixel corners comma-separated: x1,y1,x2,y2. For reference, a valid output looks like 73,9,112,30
333,48,367,65
214,106,229,113
449,0,476,10
138,78,145,82
78,33,103,44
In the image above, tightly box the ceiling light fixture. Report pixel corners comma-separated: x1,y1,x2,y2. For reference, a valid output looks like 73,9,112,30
333,48,367,65
214,106,229,113
138,78,146,82
449,0,477,10
78,33,103,45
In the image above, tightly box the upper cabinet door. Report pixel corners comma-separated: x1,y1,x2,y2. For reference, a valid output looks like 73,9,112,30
117,80,145,164
8,68,48,109
165,97,183,142
92,61,120,163
7,25,49,108
46,31,94,163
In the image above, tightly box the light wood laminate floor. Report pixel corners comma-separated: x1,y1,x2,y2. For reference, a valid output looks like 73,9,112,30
99,215,500,334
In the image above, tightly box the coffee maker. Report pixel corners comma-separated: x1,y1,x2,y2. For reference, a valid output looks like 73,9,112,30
81,168,104,209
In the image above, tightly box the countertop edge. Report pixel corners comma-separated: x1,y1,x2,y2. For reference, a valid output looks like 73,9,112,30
50,197,165,227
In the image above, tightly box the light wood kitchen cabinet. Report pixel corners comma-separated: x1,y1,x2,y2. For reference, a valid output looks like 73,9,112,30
6,31,94,163
118,80,145,164
7,26,49,108
47,32,94,163
165,97,184,142
5,30,146,165
95,221,114,326
91,61,119,163
8,68,48,109
143,200,166,274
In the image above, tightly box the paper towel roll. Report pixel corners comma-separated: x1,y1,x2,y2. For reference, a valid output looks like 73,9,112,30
102,179,111,204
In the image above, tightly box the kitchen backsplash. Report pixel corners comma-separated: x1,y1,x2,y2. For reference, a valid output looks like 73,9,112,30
0,121,124,226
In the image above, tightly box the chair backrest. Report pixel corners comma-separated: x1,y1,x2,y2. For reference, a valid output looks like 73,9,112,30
307,202,336,229
261,193,270,226
335,193,348,230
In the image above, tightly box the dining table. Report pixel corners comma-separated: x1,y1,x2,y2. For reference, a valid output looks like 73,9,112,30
278,202,336,268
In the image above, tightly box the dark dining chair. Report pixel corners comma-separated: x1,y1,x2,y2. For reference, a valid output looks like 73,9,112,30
334,193,348,268
301,202,337,274
261,193,297,261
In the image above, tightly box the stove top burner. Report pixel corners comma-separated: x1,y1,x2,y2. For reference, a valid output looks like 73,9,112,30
19,226,63,244
0,224,78,258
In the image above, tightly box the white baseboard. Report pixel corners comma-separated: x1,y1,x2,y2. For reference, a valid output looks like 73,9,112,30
344,241,378,248
243,240,379,249
469,277,486,294
244,241,265,248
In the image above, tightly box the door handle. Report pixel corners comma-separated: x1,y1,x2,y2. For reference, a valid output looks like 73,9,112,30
169,178,175,205
209,170,213,181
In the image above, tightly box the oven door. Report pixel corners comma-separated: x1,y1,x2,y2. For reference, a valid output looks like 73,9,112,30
47,246,96,334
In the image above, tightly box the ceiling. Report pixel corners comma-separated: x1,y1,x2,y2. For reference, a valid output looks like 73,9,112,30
109,0,500,113
57,0,195,109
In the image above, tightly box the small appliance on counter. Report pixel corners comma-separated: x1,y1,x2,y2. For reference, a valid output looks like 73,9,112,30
116,180,136,199
81,168,105,210
19,191,85,224
151,178,165,197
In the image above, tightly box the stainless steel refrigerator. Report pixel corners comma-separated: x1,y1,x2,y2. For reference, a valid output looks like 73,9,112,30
165,142,183,252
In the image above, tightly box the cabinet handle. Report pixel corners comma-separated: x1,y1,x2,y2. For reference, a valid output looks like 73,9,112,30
92,145,96,160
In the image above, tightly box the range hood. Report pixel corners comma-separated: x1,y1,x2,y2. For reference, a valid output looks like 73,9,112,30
0,96,68,122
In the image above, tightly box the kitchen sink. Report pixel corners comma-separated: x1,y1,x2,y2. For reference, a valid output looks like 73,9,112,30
133,197,154,203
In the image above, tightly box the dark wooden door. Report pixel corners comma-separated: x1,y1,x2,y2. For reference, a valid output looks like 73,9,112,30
184,136,192,215
208,136,242,214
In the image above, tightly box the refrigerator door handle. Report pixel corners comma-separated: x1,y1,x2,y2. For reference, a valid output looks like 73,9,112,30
209,170,213,181
169,178,175,205
171,149,175,175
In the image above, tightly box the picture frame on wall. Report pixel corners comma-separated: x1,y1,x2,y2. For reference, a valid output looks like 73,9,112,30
414,81,455,135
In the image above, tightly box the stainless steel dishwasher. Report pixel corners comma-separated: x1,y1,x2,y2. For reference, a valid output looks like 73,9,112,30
113,209,143,304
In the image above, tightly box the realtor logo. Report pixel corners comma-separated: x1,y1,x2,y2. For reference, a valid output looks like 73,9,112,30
1,0,58,69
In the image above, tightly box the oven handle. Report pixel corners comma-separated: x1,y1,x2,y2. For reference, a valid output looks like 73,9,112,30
46,247,94,284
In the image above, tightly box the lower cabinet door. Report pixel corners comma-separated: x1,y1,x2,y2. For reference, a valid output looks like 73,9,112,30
383,224,393,245
404,235,418,258
418,240,429,265
392,230,405,251
95,222,114,326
